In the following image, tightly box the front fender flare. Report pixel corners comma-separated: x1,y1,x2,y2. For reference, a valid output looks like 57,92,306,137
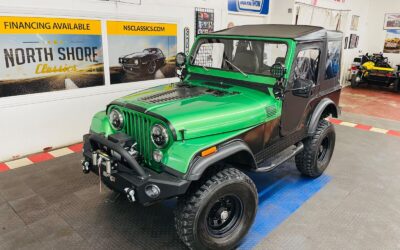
184,140,256,181
307,98,339,136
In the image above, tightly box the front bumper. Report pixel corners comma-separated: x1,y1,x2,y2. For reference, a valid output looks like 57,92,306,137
120,63,145,74
82,133,190,205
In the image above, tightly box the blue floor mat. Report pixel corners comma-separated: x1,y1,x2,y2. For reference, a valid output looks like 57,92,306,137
239,163,331,249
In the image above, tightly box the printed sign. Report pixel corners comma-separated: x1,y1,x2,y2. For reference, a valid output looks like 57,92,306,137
184,27,190,55
228,0,269,15
107,21,177,84
195,8,214,36
0,16,104,98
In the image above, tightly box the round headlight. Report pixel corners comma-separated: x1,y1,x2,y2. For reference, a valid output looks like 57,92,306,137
151,124,169,148
109,108,124,130
176,52,187,67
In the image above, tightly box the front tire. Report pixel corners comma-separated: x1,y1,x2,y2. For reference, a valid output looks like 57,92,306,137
175,168,257,250
147,60,157,75
351,74,360,88
295,119,335,178
393,78,400,93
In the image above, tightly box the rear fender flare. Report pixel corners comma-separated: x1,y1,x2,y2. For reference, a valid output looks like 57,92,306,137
307,98,339,136
184,140,256,181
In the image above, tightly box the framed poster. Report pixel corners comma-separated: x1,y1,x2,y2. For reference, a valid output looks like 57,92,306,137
384,13,400,30
228,0,269,15
195,8,214,36
350,15,359,31
349,34,358,49
106,21,177,84
383,30,400,54
344,37,349,49
355,35,359,48
0,16,104,98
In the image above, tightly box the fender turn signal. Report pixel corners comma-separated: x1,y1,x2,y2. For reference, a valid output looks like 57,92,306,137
201,146,217,157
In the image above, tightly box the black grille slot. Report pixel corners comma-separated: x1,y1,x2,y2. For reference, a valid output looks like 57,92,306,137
266,106,277,117
122,110,152,165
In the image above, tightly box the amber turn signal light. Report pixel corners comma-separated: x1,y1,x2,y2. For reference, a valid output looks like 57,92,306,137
201,146,217,157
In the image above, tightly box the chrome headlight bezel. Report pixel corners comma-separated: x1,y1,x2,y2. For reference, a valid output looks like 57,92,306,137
151,124,169,148
109,108,124,131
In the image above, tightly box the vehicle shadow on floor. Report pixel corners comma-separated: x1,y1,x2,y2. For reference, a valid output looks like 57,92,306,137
79,162,329,249
0,156,329,250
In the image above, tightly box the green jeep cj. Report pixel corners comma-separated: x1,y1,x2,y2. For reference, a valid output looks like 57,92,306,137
82,25,342,249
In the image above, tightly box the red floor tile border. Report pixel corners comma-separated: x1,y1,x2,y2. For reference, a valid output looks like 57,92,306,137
355,124,373,131
27,152,54,163
68,143,84,153
328,118,343,125
327,118,400,137
1,119,400,174
0,163,10,173
387,130,400,137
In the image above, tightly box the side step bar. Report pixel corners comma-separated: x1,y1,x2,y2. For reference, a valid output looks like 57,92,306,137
254,142,304,173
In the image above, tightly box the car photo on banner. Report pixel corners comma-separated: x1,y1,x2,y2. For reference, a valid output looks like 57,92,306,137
107,21,177,84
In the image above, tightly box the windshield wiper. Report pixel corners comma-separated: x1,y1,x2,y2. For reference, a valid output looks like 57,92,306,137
224,59,248,77
202,65,209,71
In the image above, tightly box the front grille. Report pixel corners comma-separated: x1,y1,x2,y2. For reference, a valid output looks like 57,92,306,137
122,110,153,165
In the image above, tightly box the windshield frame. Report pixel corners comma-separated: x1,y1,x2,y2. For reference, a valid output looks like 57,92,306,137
189,36,290,78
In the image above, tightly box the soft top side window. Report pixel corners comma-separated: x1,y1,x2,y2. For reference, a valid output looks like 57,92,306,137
325,41,342,79
294,48,320,83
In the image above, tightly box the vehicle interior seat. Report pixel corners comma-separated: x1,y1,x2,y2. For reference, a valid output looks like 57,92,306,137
233,51,260,73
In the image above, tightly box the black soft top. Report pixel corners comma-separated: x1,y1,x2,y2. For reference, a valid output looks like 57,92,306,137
210,24,341,41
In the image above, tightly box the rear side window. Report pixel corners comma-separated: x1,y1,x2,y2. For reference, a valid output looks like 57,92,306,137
325,41,342,79
294,49,320,83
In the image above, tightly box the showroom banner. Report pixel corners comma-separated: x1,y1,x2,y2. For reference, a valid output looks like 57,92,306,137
228,0,269,15
0,16,104,98
383,30,400,54
107,21,177,84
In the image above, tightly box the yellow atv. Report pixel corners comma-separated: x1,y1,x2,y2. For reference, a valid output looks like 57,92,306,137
351,53,400,92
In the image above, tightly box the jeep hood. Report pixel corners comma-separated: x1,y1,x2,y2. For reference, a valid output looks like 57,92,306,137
113,82,280,140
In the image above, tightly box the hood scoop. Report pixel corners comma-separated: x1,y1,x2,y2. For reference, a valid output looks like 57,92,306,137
139,84,231,104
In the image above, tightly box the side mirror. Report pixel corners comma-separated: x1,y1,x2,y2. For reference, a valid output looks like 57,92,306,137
292,78,314,98
176,52,187,67
271,63,286,79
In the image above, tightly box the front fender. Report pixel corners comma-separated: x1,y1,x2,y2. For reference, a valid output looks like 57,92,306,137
89,111,115,136
184,140,256,181
162,126,258,176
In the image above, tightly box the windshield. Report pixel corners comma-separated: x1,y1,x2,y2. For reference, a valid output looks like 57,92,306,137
143,48,157,54
191,38,288,76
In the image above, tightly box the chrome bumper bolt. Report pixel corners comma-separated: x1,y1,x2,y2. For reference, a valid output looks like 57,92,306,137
124,188,136,203
82,160,90,174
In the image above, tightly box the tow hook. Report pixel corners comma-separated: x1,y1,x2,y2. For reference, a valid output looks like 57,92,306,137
82,160,90,174
124,188,136,203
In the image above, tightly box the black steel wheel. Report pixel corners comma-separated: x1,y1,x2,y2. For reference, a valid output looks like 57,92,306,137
296,119,335,178
175,168,257,250
206,194,243,238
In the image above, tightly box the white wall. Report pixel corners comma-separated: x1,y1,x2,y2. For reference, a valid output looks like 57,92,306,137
0,0,228,161
364,0,400,66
